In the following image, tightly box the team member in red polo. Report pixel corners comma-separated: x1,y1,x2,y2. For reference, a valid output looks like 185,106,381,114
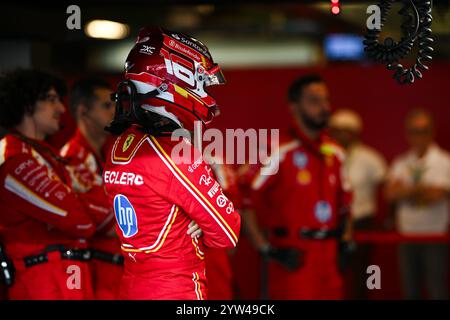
247,75,352,299
60,77,122,299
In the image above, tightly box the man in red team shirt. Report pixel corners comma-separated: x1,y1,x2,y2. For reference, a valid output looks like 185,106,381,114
0,69,111,299
60,78,122,299
102,27,241,300
245,75,352,299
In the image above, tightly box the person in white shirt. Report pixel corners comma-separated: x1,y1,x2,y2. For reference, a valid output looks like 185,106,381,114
385,108,449,299
330,109,387,299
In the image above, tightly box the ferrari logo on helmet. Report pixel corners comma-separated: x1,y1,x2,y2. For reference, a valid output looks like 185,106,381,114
123,134,135,152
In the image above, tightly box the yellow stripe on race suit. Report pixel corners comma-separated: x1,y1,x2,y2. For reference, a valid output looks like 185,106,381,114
112,134,148,163
196,272,203,300
144,206,178,253
121,205,179,253
4,174,67,217
192,272,203,300
148,135,238,246
191,237,205,260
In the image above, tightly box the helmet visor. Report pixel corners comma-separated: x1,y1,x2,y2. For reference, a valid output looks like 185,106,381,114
205,64,226,87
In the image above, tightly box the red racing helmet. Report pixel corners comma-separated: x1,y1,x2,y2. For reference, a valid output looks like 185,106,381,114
110,26,226,133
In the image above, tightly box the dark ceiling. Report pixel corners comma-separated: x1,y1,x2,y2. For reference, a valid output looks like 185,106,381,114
0,1,448,73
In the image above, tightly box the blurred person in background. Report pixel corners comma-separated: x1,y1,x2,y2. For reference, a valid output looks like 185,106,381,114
385,109,449,300
244,75,352,299
60,77,121,299
0,69,110,299
329,109,387,299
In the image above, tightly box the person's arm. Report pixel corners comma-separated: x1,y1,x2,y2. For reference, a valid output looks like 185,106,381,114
414,184,450,204
384,179,417,202
385,177,449,206
0,154,95,238
241,209,270,251
243,161,303,271
241,161,277,252
76,185,115,233
63,152,116,235
241,208,302,271
167,160,241,249
335,150,353,238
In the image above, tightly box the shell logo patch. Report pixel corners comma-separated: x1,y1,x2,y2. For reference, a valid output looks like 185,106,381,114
297,170,311,185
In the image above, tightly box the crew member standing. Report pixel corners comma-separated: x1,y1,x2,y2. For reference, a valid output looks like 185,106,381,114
329,109,386,299
60,77,122,299
246,75,352,299
0,69,110,299
385,109,449,300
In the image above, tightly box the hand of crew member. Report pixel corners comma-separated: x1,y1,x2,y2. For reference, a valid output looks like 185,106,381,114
187,220,203,238
260,244,304,271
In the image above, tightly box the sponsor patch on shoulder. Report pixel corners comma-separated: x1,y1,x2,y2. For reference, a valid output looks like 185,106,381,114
123,134,135,152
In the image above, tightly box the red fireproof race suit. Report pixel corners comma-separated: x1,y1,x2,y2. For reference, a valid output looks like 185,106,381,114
60,129,122,300
205,159,241,300
103,125,241,300
250,125,352,299
0,132,110,299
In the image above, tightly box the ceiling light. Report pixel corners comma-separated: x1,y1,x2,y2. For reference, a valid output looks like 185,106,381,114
85,20,129,40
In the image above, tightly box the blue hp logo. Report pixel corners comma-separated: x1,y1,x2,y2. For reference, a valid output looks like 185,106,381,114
114,194,138,238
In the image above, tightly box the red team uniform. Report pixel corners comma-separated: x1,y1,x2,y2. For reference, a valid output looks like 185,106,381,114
60,129,123,299
99,26,240,300
103,126,241,299
0,132,110,299
206,160,241,300
250,125,351,299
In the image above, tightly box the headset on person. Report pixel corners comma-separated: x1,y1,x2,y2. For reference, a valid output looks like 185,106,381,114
105,80,179,136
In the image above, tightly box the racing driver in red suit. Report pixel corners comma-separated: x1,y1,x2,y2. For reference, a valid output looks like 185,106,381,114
103,27,241,300
0,70,111,299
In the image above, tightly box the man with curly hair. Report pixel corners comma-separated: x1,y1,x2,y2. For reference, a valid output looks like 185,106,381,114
0,69,110,299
